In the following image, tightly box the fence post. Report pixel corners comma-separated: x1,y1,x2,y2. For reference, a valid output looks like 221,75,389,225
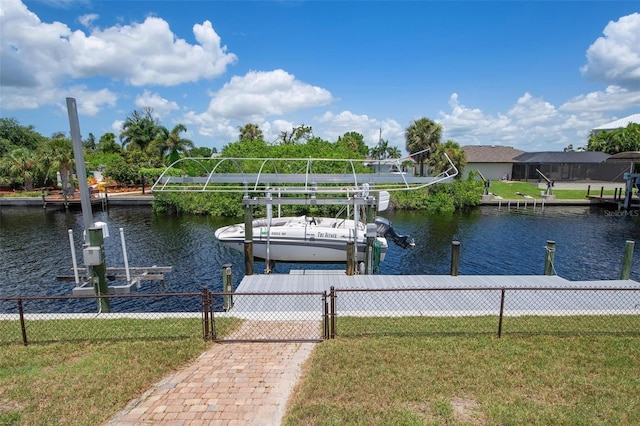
544,240,556,275
330,286,336,339
323,291,329,340
222,263,234,311
18,299,28,346
243,203,254,276
620,240,635,280
450,241,460,276
202,286,210,341
497,289,505,338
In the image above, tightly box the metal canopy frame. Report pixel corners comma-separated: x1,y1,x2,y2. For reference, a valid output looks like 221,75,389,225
151,151,458,198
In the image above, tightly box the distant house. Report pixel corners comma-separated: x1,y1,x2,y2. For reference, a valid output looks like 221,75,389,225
462,145,524,180
591,113,640,133
511,151,627,182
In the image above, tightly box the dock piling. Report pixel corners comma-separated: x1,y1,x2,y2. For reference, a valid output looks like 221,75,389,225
450,241,460,276
544,240,556,275
620,240,635,280
222,263,233,311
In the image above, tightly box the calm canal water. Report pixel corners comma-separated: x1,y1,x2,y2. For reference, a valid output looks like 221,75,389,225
1,204,639,301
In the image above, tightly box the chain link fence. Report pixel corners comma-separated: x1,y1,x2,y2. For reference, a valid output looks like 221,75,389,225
330,286,640,338
2,286,638,345
0,292,206,345
207,291,328,342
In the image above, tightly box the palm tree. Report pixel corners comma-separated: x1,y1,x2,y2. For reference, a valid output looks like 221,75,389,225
386,146,402,159
370,139,389,160
153,124,195,165
97,132,122,154
41,136,75,195
238,123,264,141
1,147,38,190
405,118,442,176
120,108,160,152
430,140,466,179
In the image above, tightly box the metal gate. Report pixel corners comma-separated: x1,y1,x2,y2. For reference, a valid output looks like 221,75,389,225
204,290,329,342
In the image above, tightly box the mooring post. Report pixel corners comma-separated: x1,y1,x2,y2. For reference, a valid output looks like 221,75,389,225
346,241,356,275
88,227,110,313
544,240,556,275
222,263,234,311
620,240,635,280
450,241,460,276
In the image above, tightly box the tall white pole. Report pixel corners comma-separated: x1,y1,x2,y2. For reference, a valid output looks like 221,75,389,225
66,97,94,241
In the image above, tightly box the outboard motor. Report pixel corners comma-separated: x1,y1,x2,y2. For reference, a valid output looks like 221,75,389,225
375,217,415,249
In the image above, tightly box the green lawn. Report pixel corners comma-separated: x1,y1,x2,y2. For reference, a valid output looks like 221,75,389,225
285,317,640,425
0,318,241,425
487,180,618,200
2,316,638,425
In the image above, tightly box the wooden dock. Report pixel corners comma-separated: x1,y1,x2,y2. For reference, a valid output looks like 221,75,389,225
229,273,640,318
41,191,107,210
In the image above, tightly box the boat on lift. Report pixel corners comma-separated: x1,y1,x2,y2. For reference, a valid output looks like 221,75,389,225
214,215,414,263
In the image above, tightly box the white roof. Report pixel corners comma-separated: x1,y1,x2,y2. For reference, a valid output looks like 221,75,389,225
592,113,640,130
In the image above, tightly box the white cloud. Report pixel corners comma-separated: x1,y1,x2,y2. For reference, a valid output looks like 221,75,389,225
438,93,580,150
69,18,237,86
134,90,179,118
67,86,118,116
580,13,640,90
560,85,640,113
204,69,333,120
0,0,237,112
78,13,98,28
507,93,558,126
316,111,403,149
111,119,124,135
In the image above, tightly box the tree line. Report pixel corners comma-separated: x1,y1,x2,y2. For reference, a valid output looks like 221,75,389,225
0,111,468,195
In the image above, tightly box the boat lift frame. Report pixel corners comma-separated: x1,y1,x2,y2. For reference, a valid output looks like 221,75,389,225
151,150,457,195
151,150,458,275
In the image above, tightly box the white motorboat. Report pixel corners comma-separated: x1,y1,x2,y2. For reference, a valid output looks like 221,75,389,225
214,215,414,263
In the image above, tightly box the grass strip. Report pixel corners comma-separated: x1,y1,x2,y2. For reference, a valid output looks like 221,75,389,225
0,317,241,425
286,316,640,425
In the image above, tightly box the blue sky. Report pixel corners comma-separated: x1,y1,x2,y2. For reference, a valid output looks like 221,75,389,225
1,1,639,154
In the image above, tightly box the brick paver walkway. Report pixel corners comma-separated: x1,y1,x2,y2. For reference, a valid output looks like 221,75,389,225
109,341,315,425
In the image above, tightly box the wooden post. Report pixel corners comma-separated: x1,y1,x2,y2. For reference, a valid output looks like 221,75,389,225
620,240,635,280
600,186,604,198
544,240,556,275
450,241,460,276
346,241,356,275
222,263,234,311
243,202,254,276
88,227,110,313
586,185,591,197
